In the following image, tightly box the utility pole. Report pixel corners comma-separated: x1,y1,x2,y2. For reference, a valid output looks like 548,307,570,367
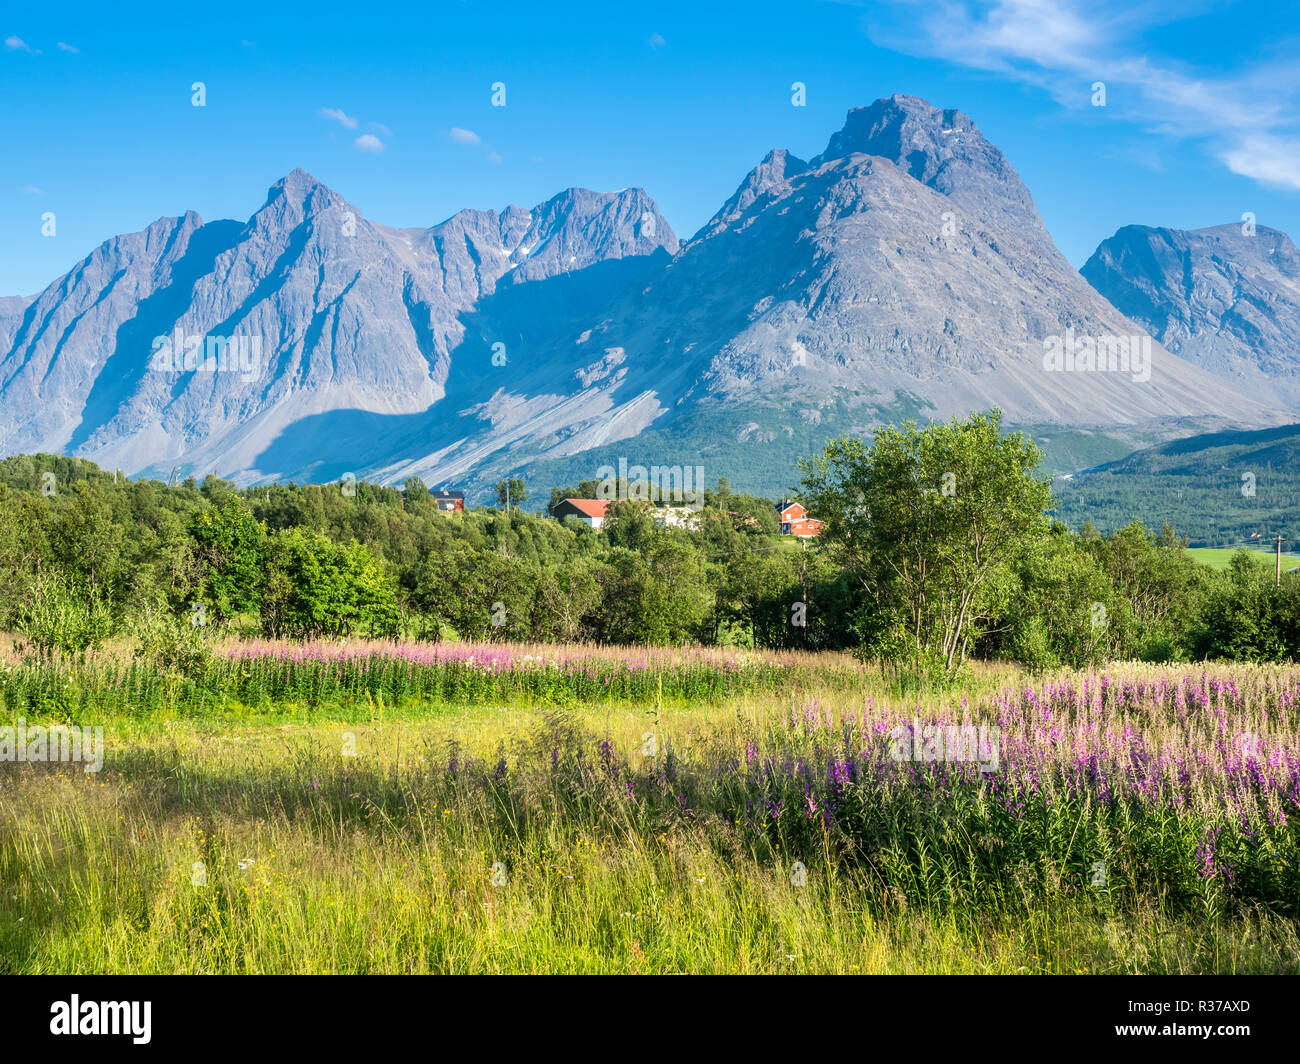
1278,534,1284,587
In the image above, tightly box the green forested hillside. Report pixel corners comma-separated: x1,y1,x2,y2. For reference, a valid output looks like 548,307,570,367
1052,423,1300,547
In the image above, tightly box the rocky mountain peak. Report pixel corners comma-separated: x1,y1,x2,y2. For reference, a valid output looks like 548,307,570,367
815,94,974,164
273,167,332,199
256,168,349,232
813,94,1040,229
701,149,809,237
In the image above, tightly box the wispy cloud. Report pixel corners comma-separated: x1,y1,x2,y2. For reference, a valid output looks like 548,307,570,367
648,32,667,49
866,0,1300,190
353,133,384,153
320,107,358,130
56,41,78,53
5,35,34,52
369,122,393,138
450,126,502,162
19,185,43,195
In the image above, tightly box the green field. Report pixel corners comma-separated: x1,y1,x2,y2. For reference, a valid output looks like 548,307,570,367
1186,547,1300,572
3,642,1298,974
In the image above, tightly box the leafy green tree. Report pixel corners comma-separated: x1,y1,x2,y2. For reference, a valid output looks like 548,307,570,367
591,548,655,644
984,522,1116,669
496,478,526,510
188,501,265,622
411,542,538,640
602,500,656,552
402,477,432,515
801,409,1052,675
728,494,778,535
643,534,714,642
1194,551,1288,661
261,529,397,638
533,556,606,642
586,537,714,644
1080,521,1206,660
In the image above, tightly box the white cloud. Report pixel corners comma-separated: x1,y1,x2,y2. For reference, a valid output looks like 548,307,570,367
320,107,358,130
56,41,78,53
353,133,384,153
5,35,33,52
369,122,393,138
450,126,501,162
19,185,43,195
648,32,666,49
1222,134,1300,190
868,0,1300,191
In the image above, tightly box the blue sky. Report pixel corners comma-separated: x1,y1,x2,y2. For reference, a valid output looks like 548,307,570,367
3,0,1299,296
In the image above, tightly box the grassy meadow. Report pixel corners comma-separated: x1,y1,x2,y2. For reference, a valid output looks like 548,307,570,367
2,639,1299,974
1186,547,1300,573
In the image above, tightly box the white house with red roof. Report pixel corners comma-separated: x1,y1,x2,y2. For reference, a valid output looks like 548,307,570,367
553,498,611,529
776,499,823,538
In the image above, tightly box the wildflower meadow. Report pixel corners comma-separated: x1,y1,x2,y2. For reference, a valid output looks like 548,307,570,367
1,640,1297,973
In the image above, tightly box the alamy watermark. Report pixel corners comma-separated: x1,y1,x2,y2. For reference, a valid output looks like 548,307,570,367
1,720,103,772
150,328,262,381
50,996,150,1044
1042,329,1151,383
888,720,1000,774
595,458,706,511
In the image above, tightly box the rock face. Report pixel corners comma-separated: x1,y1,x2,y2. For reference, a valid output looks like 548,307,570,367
0,295,33,356
527,94,1278,437
0,95,1288,493
0,171,676,482
1081,223,1300,407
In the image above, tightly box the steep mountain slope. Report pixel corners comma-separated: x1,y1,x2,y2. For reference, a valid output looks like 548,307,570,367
1081,223,1300,407
0,295,32,353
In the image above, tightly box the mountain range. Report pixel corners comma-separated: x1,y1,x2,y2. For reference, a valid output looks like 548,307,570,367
2,94,1295,499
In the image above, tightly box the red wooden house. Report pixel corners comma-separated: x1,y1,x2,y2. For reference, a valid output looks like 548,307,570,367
776,499,822,538
429,490,465,513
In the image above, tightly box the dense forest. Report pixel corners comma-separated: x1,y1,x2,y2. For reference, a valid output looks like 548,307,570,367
1052,422,1300,546
4,410,1300,674
0,453,849,654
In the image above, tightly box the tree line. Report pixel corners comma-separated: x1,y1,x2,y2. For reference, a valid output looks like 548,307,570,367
0,456,844,654
1,411,1296,677
800,410,1300,678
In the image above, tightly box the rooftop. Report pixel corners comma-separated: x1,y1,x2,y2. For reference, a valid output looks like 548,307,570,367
560,498,611,518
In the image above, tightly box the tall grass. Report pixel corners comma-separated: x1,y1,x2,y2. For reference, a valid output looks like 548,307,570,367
0,638,873,719
2,660,1299,972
